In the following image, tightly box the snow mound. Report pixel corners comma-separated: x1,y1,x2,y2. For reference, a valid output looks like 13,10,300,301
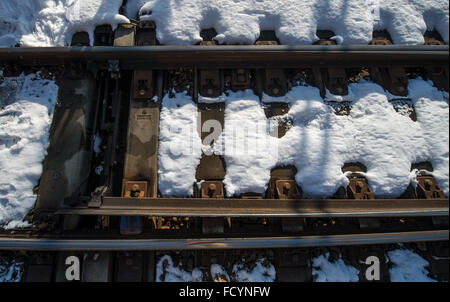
232,258,277,282
312,252,359,282
1,0,129,47
1,1,448,47
158,91,202,197
156,255,203,282
127,0,448,45
0,71,59,228
387,248,436,282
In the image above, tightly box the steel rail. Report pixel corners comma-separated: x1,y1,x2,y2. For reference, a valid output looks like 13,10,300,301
53,197,449,218
0,45,448,69
0,230,447,251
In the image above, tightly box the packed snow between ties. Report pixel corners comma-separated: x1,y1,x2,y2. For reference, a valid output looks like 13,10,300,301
159,79,449,199
0,0,448,47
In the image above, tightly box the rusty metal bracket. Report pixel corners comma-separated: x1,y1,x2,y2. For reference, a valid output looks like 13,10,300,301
94,25,114,46
201,181,225,199
326,68,348,95
136,21,156,46
200,41,217,46
120,181,147,235
424,31,446,46
201,182,225,233
371,67,408,96
347,177,375,200
71,32,90,46
416,175,445,199
122,181,148,198
370,31,393,45
275,180,302,200
231,69,251,91
313,68,348,96
314,30,337,45
345,172,379,229
425,66,449,92
108,60,120,79
263,69,287,97
199,69,222,97
133,70,153,99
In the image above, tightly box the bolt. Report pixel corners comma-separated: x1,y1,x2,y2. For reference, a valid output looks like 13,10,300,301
52,172,61,180
139,89,146,96
272,87,279,95
209,183,217,192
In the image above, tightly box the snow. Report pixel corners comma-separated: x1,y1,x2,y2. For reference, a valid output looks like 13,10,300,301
1,0,129,47
156,255,203,282
210,264,230,282
0,71,59,228
93,132,102,155
129,0,448,45
158,91,202,197
387,248,437,282
0,258,23,282
1,1,448,47
312,252,359,282
232,258,277,282
408,79,449,195
189,79,448,198
207,90,280,196
156,255,276,282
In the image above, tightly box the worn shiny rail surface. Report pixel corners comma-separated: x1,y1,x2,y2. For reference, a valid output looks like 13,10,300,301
53,197,450,218
0,45,448,69
0,230,447,251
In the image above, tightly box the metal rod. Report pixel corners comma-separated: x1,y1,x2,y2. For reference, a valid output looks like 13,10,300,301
0,230,447,251
1,45,447,69
53,197,449,218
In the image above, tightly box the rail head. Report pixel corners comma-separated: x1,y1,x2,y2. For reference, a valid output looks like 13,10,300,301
0,230,447,251
50,197,450,218
0,45,448,69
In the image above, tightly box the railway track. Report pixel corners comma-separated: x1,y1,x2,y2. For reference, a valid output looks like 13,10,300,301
0,24,448,282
